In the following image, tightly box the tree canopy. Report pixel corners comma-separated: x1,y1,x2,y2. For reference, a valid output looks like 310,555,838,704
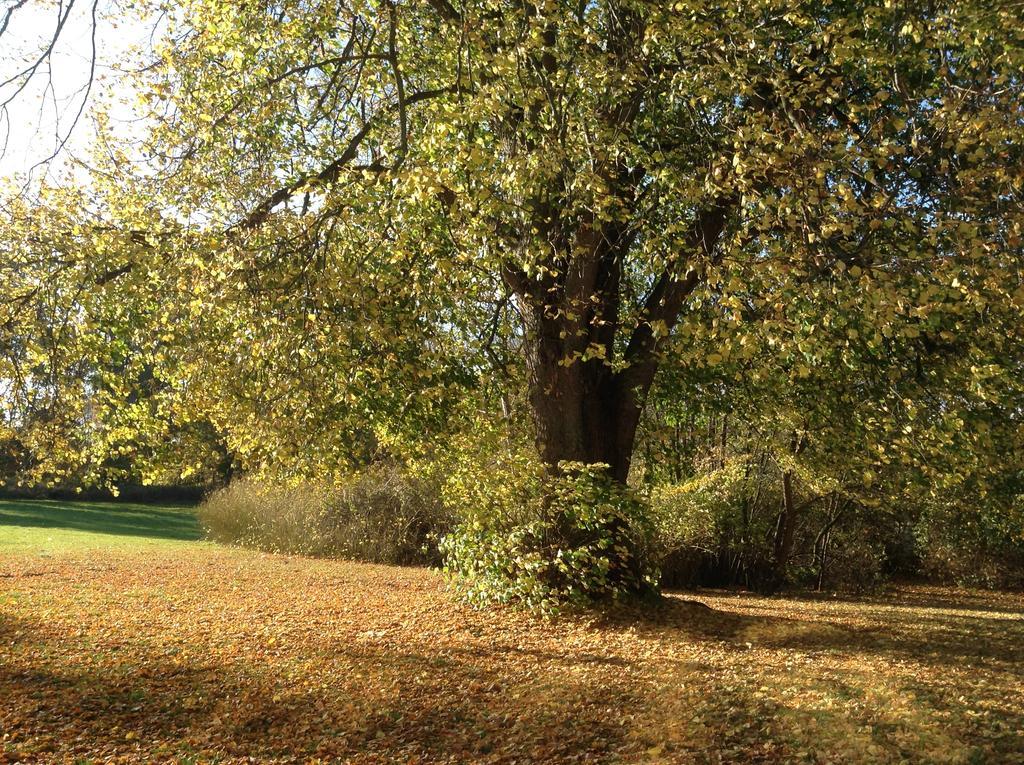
2,0,1022,602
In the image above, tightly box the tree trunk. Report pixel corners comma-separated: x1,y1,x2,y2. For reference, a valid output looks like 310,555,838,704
770,431,806,587
498,188,733,491
773,469,797,578
524,315,642,482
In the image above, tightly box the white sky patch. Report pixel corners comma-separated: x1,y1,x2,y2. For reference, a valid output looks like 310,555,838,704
0,0,153,186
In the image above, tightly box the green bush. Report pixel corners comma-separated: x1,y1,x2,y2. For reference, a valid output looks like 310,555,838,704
649,463,743,548
198,465,447,564
916,493,1024,589
440,460,657,613
646,459,781,588
648,468,732,588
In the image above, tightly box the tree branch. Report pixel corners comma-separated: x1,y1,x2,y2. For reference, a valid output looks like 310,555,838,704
239,86,456,229
425,0,460,22
618,196,735,398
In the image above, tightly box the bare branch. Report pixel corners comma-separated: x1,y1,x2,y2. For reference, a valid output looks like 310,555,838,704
0,0,29,38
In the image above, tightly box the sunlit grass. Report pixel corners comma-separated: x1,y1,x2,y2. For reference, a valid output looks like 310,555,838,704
0,499,202,555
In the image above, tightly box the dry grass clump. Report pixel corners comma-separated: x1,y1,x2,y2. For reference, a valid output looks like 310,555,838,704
198,466,446,564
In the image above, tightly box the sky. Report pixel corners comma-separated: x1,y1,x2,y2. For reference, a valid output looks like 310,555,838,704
0,0,151,184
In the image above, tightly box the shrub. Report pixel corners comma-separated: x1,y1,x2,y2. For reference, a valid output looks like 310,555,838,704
649,463,742,552
333,466,449,564
803,512,888,593
440,460,657,613
646,459,781,588
916,494,1024,589
198,465,447,564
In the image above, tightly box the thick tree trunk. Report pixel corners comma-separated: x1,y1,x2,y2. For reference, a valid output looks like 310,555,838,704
527,354,641,483
506,199,733,483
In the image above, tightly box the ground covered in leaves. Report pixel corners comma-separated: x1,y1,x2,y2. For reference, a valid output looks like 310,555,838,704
1,503,1022,764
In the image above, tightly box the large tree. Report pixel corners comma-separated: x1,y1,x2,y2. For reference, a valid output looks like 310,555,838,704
2,0,1022,521
119,0,1021,480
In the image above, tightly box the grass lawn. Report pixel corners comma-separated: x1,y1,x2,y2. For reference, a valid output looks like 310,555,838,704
1,501,1023,764
0,499,202,555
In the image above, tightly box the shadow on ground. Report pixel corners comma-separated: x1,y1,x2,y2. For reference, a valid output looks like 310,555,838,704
597,589,1024,668
2,549,1022,764
0,610,642,763
589,589,1024,762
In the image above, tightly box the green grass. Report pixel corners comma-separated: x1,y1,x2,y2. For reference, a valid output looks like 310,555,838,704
0,499,202,554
